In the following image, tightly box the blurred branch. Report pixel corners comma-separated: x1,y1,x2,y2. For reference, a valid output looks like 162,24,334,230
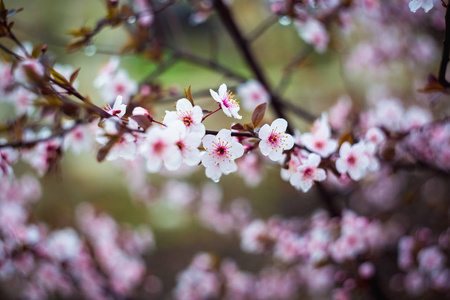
276,45,313,95
438,3,450,87
212,0,294,132
163,44,248,82
0,42,22,59
143,52,178,83
0,120,82,149
247,14,278,42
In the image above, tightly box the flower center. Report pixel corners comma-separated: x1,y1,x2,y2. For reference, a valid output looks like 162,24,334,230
176,141,184,151
268,132,279,146
303,167,313,179
222,91,239,109
183,116,192,127
315,141,324,149
347,155,356,165
153,141,165,154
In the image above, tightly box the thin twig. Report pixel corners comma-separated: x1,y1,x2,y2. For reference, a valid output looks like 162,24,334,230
276,46,313,94
247,14,278,42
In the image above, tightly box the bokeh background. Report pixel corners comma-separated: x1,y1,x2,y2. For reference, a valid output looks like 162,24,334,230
1,0,447,298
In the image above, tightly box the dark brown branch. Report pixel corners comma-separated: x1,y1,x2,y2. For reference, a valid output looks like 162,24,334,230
0,42,22,60
0,120,82,149
438,3,450,87
212,0,293,132
206,129,256,138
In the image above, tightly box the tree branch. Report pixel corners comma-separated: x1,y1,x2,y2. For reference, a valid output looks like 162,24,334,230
438,3,450,87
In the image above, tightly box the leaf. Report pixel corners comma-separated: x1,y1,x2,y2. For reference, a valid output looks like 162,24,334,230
251,103,267,128
51,68,70,85
69,68,81,84
66,39,87,53
231,123,244,131
338,131,353,147
67,26,92,37
417,74,445,93
97,137,117,162
130,115,152,130
243,123,254,131
31,43,46,59
184,85,194,106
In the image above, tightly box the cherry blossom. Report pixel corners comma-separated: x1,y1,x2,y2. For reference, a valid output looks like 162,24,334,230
164,98,205,135
45,228,82,261
258,118,294,161
409,0,434,13
209,83,242,119
140,124,182,172
336,142,370,181
201,129,244,182
236,80,270,111
290,153,327,192
104,95,127,118
169,120,204,167
296,18,329,53
301,114,338,158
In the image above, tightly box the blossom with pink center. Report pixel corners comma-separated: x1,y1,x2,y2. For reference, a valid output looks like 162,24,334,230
164,98,205,136
401,106,432,131
409,0,434,13
258,118,294,161
289,153,327,192
13,59,45,88
240,219,269,254
94,56,120,88
296,18,329,53
104,95,127,118
417,246,446,274
140,124,182,172
329,96,352,130
9,87,36,115
336,142,369,181
362,141,380,172
99,69,138,103
63,121,92,155
365,127,385,146
210,83,242,119
169,120,204,167
280,149,309,181
45,228,82,261
374,98,404,131
236,80,270,111
201,129,244,182
301,115,338,158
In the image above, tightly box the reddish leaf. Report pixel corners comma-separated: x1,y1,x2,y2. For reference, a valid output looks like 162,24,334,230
251,103,267,128
69,68,81,85
184,85,194,106
231,123,244,131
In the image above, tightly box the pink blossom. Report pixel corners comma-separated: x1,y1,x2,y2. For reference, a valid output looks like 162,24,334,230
336,142,370,181
240,220,269,254
297,18,329,53
140,124,182,172
290,153,326,192
401,106,432,131
417,246,446,274
45,228,81,261
99,69,138,103
104,95,127,118
409,0,434,13
236,80,270,111
301,114,338,157
210,83,242,119
358,262,375,279
258,118,294,161
164,98,205,136
329,96,352,130
201,129,244,182
364,127,385,146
